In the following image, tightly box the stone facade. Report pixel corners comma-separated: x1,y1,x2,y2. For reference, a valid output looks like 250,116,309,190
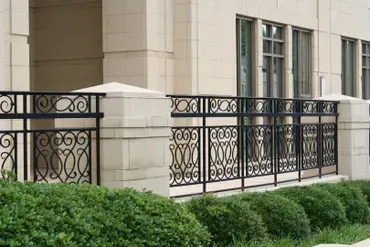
2,0,370,97
1,0,370,195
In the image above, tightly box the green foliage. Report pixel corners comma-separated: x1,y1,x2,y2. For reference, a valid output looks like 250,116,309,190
185,194,267,246
234,192,311,240
231,224,370,247
342,180,370,205
314,183,370,224
0,170,17,181
0,180,210,247
275,186,348,231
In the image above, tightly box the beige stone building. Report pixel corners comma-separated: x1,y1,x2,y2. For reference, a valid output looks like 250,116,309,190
1,0,370,100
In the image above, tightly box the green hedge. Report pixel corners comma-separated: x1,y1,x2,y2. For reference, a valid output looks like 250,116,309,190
315,183,370,224
275,186,348,231
0,180,210,247
185,194,267,246
234,192,311,240
342,180,370,205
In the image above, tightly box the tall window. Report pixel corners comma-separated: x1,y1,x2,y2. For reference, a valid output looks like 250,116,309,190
236,18,253,98
263,23,284,98
342,38,355,97
292,29,311,98
236,17,254,157
362,42,370,99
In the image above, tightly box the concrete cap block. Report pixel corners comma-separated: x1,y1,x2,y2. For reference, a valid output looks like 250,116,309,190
73,82,166,98
315,94,365,104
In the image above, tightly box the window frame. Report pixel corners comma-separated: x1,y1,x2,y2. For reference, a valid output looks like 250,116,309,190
262,22,285,99
341,37,356,97
236,16,254,98
362,42,370,99
292,28,312,98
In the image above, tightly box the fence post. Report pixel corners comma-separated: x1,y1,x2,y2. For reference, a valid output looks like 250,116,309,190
318,95,370,180
76,82,171,197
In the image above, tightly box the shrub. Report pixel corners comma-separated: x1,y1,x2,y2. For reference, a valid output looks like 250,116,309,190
234,192,311,239
275,186,348,231
185,194,267,246
0,180,210,247
342,180,370,205
315,183,370,224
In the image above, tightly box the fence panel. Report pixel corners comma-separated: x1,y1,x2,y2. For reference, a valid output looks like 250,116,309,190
0,91,105,184
168,95,339,198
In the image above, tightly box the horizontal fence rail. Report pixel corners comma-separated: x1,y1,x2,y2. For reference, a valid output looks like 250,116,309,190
0,91,105,185
168,95,339,198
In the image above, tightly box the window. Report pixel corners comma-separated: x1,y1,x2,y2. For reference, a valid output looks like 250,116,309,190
342,38,355,97
292,29,311,98
263,23,284,98
362,42,370,99
236,17,254,158
236,18,253,98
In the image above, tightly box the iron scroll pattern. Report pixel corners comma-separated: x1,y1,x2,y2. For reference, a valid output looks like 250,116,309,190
0,91,105,184
0,132,17,179
33,130,91,184
168,95,339,197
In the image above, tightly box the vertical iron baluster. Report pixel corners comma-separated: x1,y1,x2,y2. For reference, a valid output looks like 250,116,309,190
14,133,18,180
202,97,207,194
88,130,92,184
32,132,37,182
88,95,92,113
297,100,302,182
241,98,245,191
88,95,92,183
14,94,18,180
318,102,322,178
96,96,101,186
335,103,339,175
273,99,277,186
32,95,36,114
197,97,201,184
23,94,28,181
32,95,36,182
198,127,201,183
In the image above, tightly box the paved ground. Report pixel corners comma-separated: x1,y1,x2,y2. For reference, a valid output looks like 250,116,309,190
315,238,370,247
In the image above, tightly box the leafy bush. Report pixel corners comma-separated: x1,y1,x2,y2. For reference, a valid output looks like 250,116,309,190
342,180,370,205
185,194,267,246
234,192,311,239
315,183,370,224
275,186,348,231
0,180,210,247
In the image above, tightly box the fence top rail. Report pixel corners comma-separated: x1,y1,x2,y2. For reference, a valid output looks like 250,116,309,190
0,91,107,96
168,95,339,117
166,94,340,103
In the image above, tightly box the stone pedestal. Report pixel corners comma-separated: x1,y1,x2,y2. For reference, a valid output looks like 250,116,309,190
75,82,171,196
318,94,370,180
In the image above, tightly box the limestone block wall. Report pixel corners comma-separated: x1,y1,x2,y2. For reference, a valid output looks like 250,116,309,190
29,0,103,92
102,0,174,93
173,0,370,98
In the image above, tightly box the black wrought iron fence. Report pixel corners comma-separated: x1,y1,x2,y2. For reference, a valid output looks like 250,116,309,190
168,95,339,198
0,91,105,184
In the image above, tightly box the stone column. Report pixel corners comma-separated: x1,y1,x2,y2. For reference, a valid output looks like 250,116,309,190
74,82,171,196
319,94,370,179
1,0,30,181
337,97,370,179
102,0,174,94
